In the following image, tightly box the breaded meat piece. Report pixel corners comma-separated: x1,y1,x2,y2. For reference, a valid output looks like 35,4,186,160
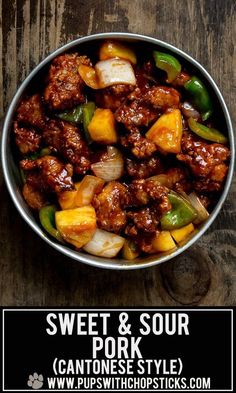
16,94,45,129
120,125,157,158
14,122,42,154
43,120,90,175
126,155,163,179
140,86,180,109
44,54,91,110
95,84,134,111
92,181,127,234
177,131,230,192
20,155,73,193
126,179,171,215
127,207,159,233
22,183,48,210
115,86,180,128
116,96,159,127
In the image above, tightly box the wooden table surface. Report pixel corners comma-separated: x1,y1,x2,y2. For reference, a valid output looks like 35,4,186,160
0,0,235,306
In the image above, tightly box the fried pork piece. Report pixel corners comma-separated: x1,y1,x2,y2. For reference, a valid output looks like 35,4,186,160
127,179,171,215
43,120,90,175
126,155,163,179
124,179,171,252
177,131,230,192
14,122,42,154
120,125,157,158
22,182,48,210
115,95,159,127
95,84,134,111
165,167,192,193
92,181,127,234
16,94,46,129
44,54,91,110
135,60,158,90
115,85,180,128
125,224,156,253
127,179,149,205
145,180,172,215
20,155,73,193
127,207,159,233
140,86,180,109
171,71,191,87
194,172,228,193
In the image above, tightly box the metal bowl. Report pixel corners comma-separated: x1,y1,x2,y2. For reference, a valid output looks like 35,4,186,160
1,32,235,270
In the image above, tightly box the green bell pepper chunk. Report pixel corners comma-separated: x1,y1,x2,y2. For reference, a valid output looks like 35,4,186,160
161,191,197,230
153,51,181,82
184,76,213,121
188,117,228,144
82,102,96,143
39,205,64,242
57,102,96,143
26,152,38,160
57,105,83,124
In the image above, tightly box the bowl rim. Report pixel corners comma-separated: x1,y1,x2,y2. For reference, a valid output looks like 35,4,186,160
1,32,235,270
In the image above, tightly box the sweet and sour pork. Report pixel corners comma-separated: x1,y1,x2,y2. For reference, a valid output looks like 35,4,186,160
12,40,230,259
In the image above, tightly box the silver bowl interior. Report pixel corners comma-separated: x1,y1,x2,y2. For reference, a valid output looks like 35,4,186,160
1,33,235,270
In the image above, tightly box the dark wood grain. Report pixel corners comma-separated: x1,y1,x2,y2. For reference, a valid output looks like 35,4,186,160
0,0,235,306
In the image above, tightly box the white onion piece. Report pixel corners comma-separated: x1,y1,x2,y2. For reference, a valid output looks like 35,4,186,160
91,146,124,181
83,229,125,258
95,58,136,88
187,192,209,224
92,161,123,181
178,190,193,203
182,102,200,120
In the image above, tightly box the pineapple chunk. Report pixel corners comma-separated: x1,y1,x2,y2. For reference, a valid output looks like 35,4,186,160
99,40,137,65
170,223,194,243
58,182,81,210
146,109,182,153
88,108,118,144
152,231,176,252
55,206,96,248
75,175,105,206
58,190,78,210
74,182,81,190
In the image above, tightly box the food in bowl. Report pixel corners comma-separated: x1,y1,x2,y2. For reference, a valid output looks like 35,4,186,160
12,39,230,260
